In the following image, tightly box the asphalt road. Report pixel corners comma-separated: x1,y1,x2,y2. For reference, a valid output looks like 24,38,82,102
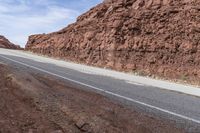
0,48,200,132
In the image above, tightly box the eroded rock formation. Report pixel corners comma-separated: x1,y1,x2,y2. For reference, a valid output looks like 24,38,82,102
0,35,21,49
26,0,200,83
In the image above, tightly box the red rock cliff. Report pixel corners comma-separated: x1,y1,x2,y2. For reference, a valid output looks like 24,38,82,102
0,35,21,49
26,0,200,83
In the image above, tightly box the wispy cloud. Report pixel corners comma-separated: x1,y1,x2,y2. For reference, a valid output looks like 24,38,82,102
0,0,102,47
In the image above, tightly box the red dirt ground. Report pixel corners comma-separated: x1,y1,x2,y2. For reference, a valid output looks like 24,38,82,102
0,63,185,133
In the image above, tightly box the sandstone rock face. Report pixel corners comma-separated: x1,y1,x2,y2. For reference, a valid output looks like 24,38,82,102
26,0,200,84
0,35,21,49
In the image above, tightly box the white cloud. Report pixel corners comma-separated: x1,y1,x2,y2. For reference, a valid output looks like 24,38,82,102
0,0,103,47
0,0,79,47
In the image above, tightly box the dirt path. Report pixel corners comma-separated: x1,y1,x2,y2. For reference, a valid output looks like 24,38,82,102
0,63,185,133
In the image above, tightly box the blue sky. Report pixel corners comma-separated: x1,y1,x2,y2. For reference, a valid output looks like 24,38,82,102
0,0,102,47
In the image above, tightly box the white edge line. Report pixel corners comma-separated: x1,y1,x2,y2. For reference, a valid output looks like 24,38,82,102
4,49,200,97
1,54,200,124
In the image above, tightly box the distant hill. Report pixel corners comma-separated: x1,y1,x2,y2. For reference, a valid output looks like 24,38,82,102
0,35,21,49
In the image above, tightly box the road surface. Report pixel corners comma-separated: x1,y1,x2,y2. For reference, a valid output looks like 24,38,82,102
0,48,200,132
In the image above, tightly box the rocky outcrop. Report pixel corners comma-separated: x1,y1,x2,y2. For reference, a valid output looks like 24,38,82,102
26,0,200,84
0,35,21,49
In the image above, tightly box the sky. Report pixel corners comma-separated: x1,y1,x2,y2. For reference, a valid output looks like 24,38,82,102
0,0,102,47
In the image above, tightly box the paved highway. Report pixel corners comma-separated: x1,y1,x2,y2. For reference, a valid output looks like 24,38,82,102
0,48,200,132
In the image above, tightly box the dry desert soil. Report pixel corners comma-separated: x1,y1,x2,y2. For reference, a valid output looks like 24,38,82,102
0,63,185,133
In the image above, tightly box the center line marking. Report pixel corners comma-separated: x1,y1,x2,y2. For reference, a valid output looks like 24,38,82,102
1,54,200,124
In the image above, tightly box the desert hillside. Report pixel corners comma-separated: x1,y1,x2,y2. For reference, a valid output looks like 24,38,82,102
0,35,20,49
26,0,200,84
